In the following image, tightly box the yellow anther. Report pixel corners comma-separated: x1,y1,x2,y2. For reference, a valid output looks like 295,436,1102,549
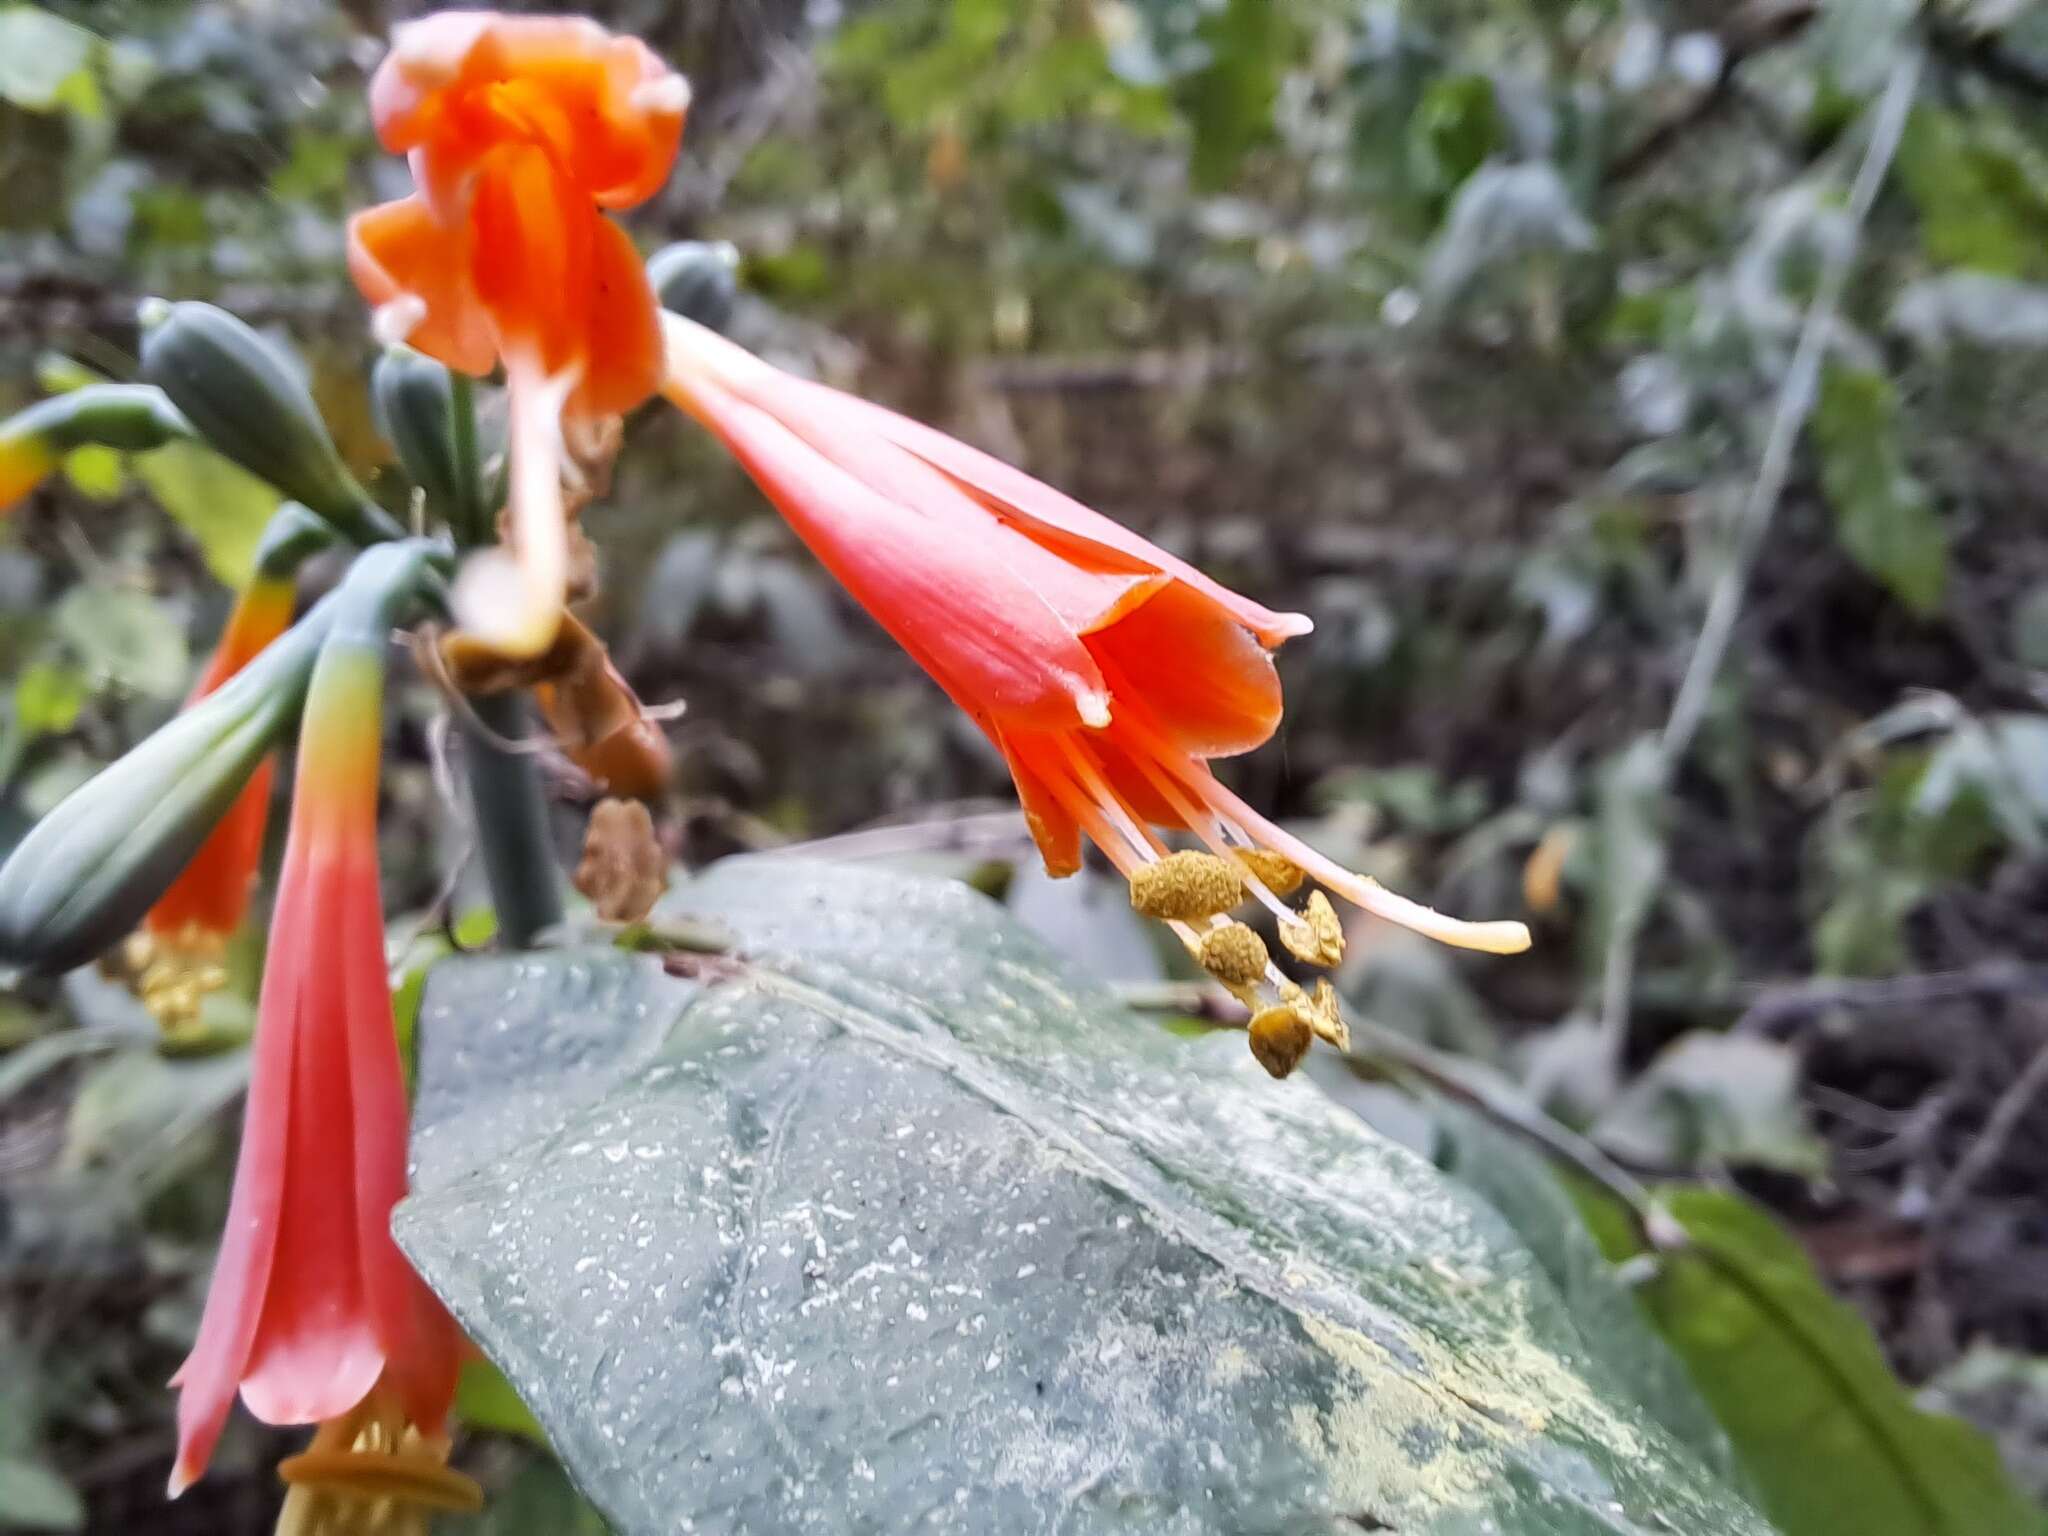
1304,978,1350,1051
1232,848,1305,898
122,926,232,1034
1198,921,1269,987
1279,889,1345,968
275,1391,482,1536
1248,1002,1313,1079
1128,850,1245,922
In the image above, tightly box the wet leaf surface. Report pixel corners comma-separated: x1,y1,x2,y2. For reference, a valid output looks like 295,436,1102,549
401,859,1772,1535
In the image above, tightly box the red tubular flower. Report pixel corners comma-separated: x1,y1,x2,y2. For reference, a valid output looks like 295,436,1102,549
347,11,686,658
144,575,296,948
660,313,1529,1034
170,641,468,1515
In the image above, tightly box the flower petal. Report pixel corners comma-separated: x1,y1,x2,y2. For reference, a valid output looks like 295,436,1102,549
997,732,1084,878
1085,579,1283,759
237,843,384,1428
664,355,1111,732
740,365,1314,649
169,865,307,1493
372,12,684,210
570,211,664,419
347,196,495,377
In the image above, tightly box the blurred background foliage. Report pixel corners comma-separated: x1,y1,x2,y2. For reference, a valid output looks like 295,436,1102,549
7,0,2048,1531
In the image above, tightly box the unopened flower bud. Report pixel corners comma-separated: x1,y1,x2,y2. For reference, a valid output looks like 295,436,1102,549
0,542,443,972
0,384,192,510
372,346,486,535
141,301,401,545
649,240,740,334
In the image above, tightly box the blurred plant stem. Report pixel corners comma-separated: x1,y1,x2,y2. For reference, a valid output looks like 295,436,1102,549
447,372,489,547
463,691,564,948
1596,52,1924,1075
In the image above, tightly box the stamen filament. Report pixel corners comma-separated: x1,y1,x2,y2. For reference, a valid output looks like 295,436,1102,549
1030,745,1152,877
1088,668,1531,956
1054,735,1166,860
1123,747,1300,928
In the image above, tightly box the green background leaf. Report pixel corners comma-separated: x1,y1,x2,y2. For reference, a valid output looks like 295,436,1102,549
131,440,281,588
1580,1185,2043,1536
1813,364,1947,617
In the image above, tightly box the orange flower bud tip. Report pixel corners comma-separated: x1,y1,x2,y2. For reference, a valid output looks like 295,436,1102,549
0,429,56,511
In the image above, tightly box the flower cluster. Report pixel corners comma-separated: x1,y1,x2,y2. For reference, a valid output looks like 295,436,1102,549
0,10,1528,1532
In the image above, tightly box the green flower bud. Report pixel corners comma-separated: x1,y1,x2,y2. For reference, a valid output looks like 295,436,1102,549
252,501,338,582
1,385,192,509
648,241,740,334
139,301,403,546
0,540,446,972
371,347,489,541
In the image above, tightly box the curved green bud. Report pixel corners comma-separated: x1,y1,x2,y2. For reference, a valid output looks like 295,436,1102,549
139,301,403,546
0,384,193,510
251,501,337,582
649,240,741,334
371,347,490,542
0,539,446,972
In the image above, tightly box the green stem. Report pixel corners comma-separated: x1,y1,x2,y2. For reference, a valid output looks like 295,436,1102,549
462,691,563,948
447,372,487,547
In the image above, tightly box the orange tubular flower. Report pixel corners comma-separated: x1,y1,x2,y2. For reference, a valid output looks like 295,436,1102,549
171,639,471,1523
660,313,1529,1058
347,11,686,658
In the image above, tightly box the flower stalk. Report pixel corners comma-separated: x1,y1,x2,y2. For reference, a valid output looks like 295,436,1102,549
461,690,564,948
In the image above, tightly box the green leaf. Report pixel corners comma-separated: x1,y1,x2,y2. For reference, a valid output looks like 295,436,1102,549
1408,74,1501,199
1590,734,1668,969
399,858,1772,1536
0,7,95,114
1812,365,1947,617
1898,106,2048,280
0,1455,84,1532
132,440,280,588
12,662,87,737
1179,0,1287,190
454,1455,609,1536
60,445,122,501
52,585,187,699
456,1358,549,1447
1417,1098,1746,1487
1583,1186,2043,1536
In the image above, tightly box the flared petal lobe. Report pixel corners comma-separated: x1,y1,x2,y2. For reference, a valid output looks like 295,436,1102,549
348,196,496,375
